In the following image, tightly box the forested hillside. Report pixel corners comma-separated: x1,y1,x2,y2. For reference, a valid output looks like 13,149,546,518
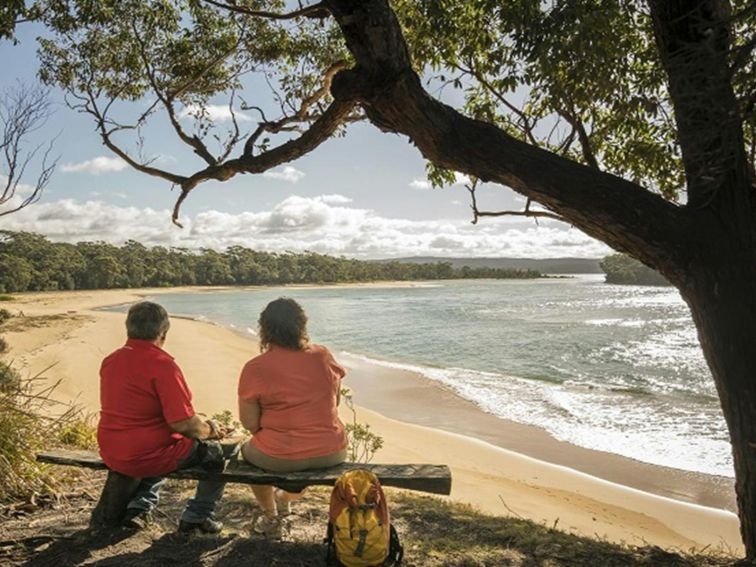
382,257,602,274
600,254,671,286
0,232,541,292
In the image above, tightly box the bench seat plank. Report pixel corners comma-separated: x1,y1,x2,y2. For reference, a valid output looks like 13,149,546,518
37,449,452,495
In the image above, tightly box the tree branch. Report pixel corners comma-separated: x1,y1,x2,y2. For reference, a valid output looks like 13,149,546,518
243,60,347,157
650,0,751,210
130,19,217,166
0,84,58,216
455,61,539,146
466,181,565,225
558,108,600,170
83,91,188,187
201,0,330,21
171,97,356,222
327,0,689,276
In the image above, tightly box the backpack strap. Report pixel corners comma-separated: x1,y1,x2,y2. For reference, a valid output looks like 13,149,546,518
324,522,337,565
386,524,404,566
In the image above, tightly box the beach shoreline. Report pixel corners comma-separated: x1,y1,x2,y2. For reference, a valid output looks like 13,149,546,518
1,286,743,554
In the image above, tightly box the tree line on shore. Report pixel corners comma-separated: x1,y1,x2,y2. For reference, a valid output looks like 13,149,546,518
0,231,541,292
599,254,671,286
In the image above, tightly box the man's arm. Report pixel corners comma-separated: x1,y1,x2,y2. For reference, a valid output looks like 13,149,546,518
169,415,226,440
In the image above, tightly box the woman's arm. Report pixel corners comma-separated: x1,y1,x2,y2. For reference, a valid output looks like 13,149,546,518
239,397,262,433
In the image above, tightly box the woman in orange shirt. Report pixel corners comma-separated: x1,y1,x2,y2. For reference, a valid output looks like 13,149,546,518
238,297,347,537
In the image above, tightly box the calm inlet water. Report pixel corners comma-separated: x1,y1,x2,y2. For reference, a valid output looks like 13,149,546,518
151,276,730,478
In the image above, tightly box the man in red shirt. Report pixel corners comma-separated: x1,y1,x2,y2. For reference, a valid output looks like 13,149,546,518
98,301,229,533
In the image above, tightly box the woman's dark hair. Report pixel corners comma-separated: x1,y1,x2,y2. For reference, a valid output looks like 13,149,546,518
258,298,309,351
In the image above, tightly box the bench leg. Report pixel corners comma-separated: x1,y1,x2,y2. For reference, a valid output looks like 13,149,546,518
90,470,142,528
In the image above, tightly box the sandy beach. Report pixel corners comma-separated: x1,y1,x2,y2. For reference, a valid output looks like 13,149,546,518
2,287,743,554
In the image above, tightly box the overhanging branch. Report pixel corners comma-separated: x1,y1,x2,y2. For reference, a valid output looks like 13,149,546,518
202,0,330,20
171,97,356,223
466,181,566,225
327,0,689,273
243,60,347,157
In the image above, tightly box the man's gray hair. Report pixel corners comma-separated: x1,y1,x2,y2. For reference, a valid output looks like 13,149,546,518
126,301,170,340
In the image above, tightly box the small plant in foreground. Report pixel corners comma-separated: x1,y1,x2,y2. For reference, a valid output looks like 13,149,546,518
0,361,21,391
0,366,85,502
58,415,98,449
0,336,8,354
0,308,12,324
341,387,384,463
211,409,243,432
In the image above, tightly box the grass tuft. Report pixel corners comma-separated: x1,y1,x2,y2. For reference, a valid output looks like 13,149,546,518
0,366,94,503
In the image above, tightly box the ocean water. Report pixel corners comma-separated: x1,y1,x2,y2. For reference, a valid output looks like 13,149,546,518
150,276,732,478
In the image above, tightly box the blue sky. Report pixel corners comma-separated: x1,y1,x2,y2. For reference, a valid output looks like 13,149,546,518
0,22,610,259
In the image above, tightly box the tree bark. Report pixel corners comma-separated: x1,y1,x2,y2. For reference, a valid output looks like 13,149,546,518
652,4,756,554
682,257,756,557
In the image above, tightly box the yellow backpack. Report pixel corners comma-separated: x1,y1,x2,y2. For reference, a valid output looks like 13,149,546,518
325,469,403,566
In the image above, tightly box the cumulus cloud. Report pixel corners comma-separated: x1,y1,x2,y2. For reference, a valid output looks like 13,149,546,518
61,156,128,175
3,195,611,259
262,166,305,183
410,179,431,190
179,104,252,122
318,194,353,205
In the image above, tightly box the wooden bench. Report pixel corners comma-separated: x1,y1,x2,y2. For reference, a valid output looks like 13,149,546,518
37,449,452,528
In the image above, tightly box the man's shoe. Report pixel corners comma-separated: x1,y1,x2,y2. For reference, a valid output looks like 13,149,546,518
178,517,223,535
122,509,153,530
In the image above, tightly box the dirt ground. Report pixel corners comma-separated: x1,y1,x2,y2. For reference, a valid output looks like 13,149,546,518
0,471,745,567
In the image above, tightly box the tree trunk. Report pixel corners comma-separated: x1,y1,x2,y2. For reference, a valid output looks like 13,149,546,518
325,0,756,555
681,251,756,558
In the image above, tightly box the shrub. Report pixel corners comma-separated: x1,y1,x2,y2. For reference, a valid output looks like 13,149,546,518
341,388,384,463
0,294,14,302
211,409,243,432
0,336,7,354
0,361,21,391
0,308,12,325
58,415,98,450
0,367,86,502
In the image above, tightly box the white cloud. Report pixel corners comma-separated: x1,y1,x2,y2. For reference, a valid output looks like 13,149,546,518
263,166,305,183
179,104,252,123
62,156,128,175
453,172,472,186
4,195,612,259
410,179,431,190
318,194,353,205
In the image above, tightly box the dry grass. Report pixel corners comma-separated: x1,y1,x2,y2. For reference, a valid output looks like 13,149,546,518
1,313,87,333
0,480,746,566
0,369,96,503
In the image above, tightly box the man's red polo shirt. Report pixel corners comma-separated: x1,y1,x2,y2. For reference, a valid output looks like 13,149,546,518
97,339,195,478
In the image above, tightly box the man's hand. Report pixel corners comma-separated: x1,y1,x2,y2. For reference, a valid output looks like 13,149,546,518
169,415,227,440
206,419,229,440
